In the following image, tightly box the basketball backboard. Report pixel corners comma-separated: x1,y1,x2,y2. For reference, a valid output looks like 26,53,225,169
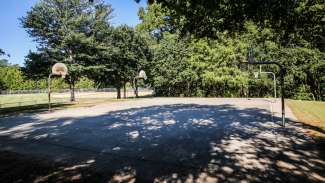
52,63,68,78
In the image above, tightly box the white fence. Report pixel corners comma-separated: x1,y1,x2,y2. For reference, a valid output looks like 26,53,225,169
0,88,152,95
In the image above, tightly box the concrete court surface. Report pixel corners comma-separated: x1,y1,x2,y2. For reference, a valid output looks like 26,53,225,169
0,98,324,182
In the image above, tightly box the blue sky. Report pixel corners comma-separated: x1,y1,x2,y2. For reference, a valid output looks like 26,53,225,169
0,0,146,66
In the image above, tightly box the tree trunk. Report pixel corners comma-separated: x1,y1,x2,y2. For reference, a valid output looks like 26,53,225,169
70,80,75,102
117,86,121,99
123,82,127,99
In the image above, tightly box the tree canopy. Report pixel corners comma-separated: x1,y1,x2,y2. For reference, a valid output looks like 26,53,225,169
136,1,324,100
136,0,324,50
2,0,322,101
21,0,113,101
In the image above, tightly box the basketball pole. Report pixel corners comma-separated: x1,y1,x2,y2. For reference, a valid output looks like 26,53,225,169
133,70,147,98
48,73,53,111
247,48,286,127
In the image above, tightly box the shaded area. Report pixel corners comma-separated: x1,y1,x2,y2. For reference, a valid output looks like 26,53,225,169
0,103,73,116
0,103,324,182
0,151,103,183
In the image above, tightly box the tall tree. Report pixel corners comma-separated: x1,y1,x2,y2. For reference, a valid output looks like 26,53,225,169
136,0,324,50
21,0,113,101
23,50,52,79
91,25,152,99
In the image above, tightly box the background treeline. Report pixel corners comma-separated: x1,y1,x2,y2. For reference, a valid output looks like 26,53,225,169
136,1,324,100
0,49,95,90
0,0,324,101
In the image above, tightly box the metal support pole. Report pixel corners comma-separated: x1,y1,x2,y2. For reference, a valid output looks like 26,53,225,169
248,49,286,127
273,73,277,99
133,77,139,98
135,79,138,98
48,74,53,111
275,70,285,126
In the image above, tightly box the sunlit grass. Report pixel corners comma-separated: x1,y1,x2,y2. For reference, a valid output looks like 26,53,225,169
287,99,325,139
0,93,65,108
0,92,148,115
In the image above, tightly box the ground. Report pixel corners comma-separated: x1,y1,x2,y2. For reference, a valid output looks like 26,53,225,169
0,98,324,182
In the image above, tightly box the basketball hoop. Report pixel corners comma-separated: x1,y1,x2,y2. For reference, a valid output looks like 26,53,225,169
52,63,68,78
134,70,148,98
254,72,259,79
139,70,147,80
48,63,68,111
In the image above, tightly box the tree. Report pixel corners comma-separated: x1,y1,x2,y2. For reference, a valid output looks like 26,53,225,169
0,66,26,90
150,33,193,96
21,0,113,101
23,50,52,79
136,3,176,40
91,25,152,99
0,48,10,67
136,1,324,50
0,59,9,67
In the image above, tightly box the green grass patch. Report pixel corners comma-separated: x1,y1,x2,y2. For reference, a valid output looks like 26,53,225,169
287,99,325,139
0,93,133,116
0,93,68,108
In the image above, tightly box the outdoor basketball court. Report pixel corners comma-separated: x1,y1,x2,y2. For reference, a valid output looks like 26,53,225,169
0,98,324,182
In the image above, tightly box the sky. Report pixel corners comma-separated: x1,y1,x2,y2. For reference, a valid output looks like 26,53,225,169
0,0,146,66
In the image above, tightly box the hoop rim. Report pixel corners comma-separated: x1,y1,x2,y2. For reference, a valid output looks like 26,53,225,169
52,63,68,76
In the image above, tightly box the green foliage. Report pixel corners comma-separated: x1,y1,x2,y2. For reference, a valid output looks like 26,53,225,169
75,77,95,89
0,48,10,67
0,59,9,67
22,0,152,99
0,64,95,91
136,3,175,39
90,25,152,98
150,33,192,96
0,66,26,90
293,86,316,100
280,47,325,100
23,50,52,79
147,20,324,100
21,0,113,101
11,0,324,101
137,1,324,50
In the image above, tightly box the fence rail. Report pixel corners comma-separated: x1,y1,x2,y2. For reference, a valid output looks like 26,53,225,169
0,88,152,95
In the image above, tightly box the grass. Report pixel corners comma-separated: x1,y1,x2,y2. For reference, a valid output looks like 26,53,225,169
0,93,66,108
287,99,325,140
0,92,151,116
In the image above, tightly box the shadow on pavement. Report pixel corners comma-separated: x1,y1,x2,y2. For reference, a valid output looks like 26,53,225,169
0,104,324,182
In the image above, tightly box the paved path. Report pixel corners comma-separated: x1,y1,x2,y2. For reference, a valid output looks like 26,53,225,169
0,98,324,182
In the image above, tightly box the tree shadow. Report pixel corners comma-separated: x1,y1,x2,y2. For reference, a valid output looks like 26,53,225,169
0,103,73,117
0,103,324,182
